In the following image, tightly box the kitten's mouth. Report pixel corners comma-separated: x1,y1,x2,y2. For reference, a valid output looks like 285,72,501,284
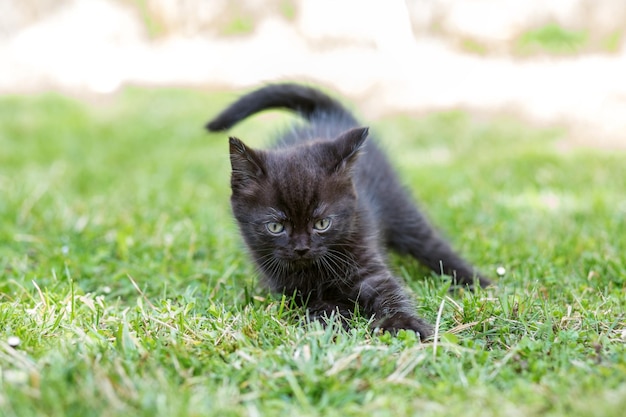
286,256,316,269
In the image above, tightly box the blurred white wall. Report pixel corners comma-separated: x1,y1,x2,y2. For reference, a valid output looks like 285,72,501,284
1,0,626,145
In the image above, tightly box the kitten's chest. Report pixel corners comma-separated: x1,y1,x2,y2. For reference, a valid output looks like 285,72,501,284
273,261,356,297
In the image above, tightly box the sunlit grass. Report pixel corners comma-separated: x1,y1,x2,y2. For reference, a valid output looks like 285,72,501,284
1,88,625,417
516,23,588,55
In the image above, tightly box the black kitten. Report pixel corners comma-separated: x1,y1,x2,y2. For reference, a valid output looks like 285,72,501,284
207,83,491,339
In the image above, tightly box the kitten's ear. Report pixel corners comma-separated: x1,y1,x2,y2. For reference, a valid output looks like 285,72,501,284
331,127,369,172
229,137,265,188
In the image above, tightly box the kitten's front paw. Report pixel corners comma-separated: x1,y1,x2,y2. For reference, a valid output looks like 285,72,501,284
375,314,434,340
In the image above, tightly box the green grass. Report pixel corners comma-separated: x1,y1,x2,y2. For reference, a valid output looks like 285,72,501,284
516,23,588,55
1,88,625,417
459,38,488,56
515,23,625,56
125,0,167,39
220,14,256,37
601,30,623,53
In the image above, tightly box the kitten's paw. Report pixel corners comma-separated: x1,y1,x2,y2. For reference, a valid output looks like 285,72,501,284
374,314,434,341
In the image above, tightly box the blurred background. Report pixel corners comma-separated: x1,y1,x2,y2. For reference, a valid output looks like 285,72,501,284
2,0,626,146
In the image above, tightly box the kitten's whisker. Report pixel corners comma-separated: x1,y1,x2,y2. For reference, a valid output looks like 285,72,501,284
321,252,353,287
318,257,349,289
327,249,358,271
317,257,336,281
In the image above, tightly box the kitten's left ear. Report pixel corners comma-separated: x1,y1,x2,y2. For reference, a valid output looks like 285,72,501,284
331,127,369,172
228,136,266,190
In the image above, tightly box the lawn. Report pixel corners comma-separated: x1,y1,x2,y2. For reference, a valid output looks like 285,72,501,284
1,87,625,417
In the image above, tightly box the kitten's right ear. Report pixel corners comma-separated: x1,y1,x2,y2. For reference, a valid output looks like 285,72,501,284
331,127,369,173
228,137,265,188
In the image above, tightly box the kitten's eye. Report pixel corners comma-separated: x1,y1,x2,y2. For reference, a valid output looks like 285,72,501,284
266,222,285,235
313,217,332,232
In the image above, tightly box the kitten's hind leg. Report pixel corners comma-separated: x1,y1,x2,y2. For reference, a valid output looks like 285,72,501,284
383,200,491,288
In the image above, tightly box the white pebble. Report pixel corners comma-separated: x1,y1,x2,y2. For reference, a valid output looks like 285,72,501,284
496,266,506,277
7,336,20,347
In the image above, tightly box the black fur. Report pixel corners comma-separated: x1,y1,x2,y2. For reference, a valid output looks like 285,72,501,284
207,83,491,339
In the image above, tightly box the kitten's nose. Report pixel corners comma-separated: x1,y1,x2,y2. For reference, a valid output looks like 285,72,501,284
295,247,310,257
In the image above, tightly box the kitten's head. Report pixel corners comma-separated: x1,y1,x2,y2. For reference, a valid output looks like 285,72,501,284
228,127,368,276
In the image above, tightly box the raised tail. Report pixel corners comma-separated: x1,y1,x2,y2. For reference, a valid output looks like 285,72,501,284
206,83,357,131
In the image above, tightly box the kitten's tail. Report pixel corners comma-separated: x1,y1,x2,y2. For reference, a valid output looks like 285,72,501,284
206,83,357,131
